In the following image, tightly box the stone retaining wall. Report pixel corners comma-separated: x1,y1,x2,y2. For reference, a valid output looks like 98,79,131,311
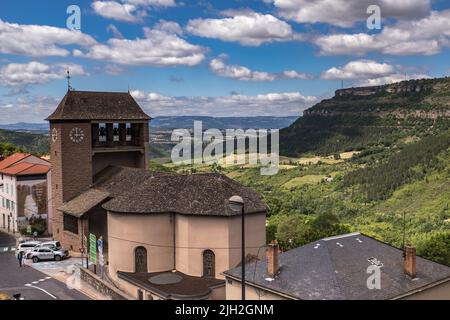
80,267,128,300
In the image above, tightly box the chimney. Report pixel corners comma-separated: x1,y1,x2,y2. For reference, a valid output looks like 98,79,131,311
404,245,416,278
266,240,279,278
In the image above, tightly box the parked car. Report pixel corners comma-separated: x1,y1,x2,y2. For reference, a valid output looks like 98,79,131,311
16,241,41,255
28,247,69,263
35,241,61,250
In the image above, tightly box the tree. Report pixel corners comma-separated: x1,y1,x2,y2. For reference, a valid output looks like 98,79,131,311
0,142,23,156
313,212,339,230
418,232,450,266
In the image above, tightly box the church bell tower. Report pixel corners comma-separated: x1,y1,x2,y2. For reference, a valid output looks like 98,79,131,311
46,90,150,250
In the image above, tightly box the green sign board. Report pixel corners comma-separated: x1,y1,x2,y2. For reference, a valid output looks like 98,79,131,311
89,233,97,264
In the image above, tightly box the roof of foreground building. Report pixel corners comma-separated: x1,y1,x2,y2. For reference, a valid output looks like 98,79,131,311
223,232,450,300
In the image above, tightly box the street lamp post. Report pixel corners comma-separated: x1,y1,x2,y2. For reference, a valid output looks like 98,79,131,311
229,195,245,301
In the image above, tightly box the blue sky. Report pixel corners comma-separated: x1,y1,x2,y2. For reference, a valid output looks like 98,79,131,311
0,0,449,123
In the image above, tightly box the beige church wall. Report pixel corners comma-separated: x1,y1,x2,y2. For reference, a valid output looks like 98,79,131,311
228,213,267,270
400,280,450,300
175,212,266,279
107,211,174,281
175,214,231,278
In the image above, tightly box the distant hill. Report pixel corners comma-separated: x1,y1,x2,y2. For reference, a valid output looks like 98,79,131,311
0,128,49,155
0,116,297,134
151,116,298,130
0,116,296,158
0,122,49,133
280,77,450,156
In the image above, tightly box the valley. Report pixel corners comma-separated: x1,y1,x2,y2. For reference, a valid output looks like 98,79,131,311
2,78,450,266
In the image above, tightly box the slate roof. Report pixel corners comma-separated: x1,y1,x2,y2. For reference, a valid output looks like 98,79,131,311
59,166,268,217
46,91,151,121
58,189,110,218
117,270,224,300
223,232,450,300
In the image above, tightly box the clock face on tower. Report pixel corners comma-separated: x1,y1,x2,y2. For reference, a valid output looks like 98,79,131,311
51,128,58,142
69,127,85,143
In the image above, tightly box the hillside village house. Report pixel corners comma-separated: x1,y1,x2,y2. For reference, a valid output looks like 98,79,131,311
47,90,268,300
0,153,52,234
223,232,450,300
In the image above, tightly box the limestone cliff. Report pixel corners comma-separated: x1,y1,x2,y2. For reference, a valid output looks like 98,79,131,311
280,77,450,156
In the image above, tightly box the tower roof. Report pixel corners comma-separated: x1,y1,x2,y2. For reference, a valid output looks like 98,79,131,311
46,91,151,121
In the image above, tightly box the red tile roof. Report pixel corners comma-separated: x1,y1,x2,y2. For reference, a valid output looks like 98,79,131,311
0,161,50,176
0,153,31,170
16,164,50,176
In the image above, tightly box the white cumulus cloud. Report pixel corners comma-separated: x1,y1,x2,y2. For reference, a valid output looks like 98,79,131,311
124,0,176,6
0,61,87,86
321,60,395,80
92,1,142,23
209,55,310,81
92,0,176,23
131,90,318,116
0,19,96,57
321,60,430,86
267,0,431,28
186,11,303,46
74,22,207,66
315,9,450,56
0,95,61,124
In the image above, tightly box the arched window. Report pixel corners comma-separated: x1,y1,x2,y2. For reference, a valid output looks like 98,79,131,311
134,246,147,273
203,250,215,278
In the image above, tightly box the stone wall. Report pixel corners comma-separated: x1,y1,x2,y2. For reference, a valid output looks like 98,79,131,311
80,267,128,300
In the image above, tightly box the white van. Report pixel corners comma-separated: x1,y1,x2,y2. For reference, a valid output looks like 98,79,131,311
16,241,40,255
35,241,61,250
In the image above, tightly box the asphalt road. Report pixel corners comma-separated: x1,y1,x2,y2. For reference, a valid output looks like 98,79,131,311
0,231,90,300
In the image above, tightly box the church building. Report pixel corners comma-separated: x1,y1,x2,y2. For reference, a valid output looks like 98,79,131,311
46,90,267,300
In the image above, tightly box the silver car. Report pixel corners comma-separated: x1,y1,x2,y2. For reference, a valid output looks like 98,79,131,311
28,247,69,263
